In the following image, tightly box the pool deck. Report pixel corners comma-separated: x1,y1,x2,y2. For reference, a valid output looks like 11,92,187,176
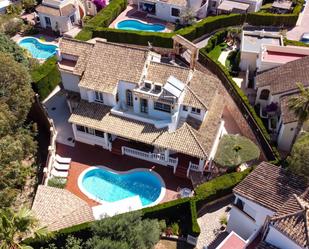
109,5,173,32
57,142,192,207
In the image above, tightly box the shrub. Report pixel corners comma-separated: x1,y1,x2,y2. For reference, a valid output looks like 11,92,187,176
2,17,23,36
246,12,298,27
284,38,309,47
30,56,61,100
47,177,67,188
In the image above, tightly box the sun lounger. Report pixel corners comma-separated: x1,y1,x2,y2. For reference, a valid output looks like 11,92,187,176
55,154,71,164
54,161,70,171
51,168,69,178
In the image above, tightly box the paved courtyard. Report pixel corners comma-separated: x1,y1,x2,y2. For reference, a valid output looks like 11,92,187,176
287,0,309,40
196,197,233,249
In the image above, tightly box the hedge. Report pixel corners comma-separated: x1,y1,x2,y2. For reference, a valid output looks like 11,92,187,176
30,56,61,100
284,38,309,47
24,167,256,247
246,12,298,27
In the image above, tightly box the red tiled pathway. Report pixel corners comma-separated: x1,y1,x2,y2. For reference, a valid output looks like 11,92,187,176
57,142,193,206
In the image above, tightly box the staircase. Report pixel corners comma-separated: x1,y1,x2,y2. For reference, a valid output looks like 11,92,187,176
175,155,191,178
111,139,122,156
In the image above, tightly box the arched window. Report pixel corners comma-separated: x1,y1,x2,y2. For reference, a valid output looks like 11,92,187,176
259,89,270,100
126,90,133,107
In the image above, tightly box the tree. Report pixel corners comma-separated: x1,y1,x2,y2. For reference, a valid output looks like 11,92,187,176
288,83,309,148
0,207,48,249
21,0,37,13
0,33,28,66
0,52,36,208
214,134,260,168
86,212,164,249
287,132,309,179
180,7,196,26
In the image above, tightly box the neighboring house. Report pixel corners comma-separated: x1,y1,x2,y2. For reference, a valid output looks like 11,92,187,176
57,37,226,178
256,44,309,72
36,0,86,34
211,0,263,14
134,0,208,23
255,56,309,151
221,162,307,249
271,0,293,13
0,0,10,13
239,30,283,73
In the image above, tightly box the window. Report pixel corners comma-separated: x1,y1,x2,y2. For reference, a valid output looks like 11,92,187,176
191,107,201,114
95,91,104,103
70,14,75,24
144,82,151,89
171,7,180,17
140,98,148,113
85,127,95,135
44,16,51,27
95,130,104,138
183,105,188,111
259,89,270,100
76,125,85,132
154,102,171,113
126,90,133,107
154,85,162,92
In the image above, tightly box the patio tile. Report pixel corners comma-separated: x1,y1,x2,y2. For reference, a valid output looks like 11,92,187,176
57,142,193,206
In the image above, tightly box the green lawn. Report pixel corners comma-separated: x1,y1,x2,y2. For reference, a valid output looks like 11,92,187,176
208,42,227,61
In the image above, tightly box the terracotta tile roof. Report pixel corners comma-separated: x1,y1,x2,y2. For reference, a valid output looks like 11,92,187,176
256,56,309,95
183,70,220,110
154,122,208,158
32,185,94,231
79,41,148,93
270,188,309,248
145,0,188,6
60,4,75,16
59,38,94,58
69,101,165,145
197,93,225,155
233,162,307,211
280,94,298,124
69,98,223,158
146,61,191,84
36,4,61,16
256,241,279,249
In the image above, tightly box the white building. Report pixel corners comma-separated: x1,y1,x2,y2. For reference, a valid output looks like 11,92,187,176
255,56,309,151
35,0,96,34
220,162,307,249
134,0,208,23
57,37,226,178
239,30,283,73
0,0,11,13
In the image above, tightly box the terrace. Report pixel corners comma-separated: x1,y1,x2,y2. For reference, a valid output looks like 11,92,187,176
56,141,193,207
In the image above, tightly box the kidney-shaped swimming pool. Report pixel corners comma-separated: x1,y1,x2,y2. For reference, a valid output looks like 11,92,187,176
79,167,165,207
116,19,166,32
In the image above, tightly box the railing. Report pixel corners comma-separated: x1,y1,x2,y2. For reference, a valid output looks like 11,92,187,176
44,122,57,185
122,146,178,167
187,161,203,177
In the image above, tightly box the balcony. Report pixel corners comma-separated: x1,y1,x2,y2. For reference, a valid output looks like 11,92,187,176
58,59,76,72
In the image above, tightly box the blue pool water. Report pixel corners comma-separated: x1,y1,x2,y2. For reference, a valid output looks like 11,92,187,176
116,20,165,32
81,168,163,206
18,37,58,59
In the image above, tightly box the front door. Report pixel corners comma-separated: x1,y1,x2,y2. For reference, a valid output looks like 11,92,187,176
44,16,51,27
140,98,148,114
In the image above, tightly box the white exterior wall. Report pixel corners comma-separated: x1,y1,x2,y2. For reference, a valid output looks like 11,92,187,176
227,194,274,240
72,124,109,148
118,80,137,105
61,71,80,92
152,2,183,22
80,87,88,100
208,120,225,159
240,51,258,71
38,13,73,33
179,105,206,122
277,121,297,151
265,226,302,249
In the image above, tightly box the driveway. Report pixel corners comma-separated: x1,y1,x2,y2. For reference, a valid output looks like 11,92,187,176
287,0,309,40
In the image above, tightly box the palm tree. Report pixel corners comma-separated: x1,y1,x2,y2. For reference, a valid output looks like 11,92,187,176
0,207,48,249
288,83,309,147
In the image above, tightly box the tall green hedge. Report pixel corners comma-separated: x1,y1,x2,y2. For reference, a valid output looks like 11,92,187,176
246,12,298,27
284,38,309,47
30,56,61,100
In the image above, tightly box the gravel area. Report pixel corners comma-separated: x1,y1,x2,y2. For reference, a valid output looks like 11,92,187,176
196,199,232,249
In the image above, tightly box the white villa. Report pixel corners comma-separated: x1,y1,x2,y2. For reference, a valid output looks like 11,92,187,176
222,162,308,249
35,0,97,34
56,37,226,178
133,0,208,23
255,56,309,151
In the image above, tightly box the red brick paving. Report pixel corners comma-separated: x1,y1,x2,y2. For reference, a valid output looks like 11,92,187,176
57,142,192,206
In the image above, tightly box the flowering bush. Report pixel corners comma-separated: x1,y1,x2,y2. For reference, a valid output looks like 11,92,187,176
93,0,106,11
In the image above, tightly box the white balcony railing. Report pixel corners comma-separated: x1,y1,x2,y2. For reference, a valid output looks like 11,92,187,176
122,146,178,168
187,161,203,177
